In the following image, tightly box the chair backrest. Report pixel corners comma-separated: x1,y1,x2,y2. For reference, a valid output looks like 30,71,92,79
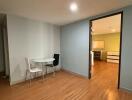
25,58,31,70
53,54,59,66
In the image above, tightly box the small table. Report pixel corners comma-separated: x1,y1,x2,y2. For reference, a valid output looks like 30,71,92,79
32,58,55,76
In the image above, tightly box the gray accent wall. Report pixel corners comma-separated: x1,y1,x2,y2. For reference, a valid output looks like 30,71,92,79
61,5,132,91
0,22,5,72
61,20,89,77
120,6,132,91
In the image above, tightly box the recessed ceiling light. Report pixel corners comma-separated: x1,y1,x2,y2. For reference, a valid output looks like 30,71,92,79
70,2,78,12
112,29,116,32
92,28,95,32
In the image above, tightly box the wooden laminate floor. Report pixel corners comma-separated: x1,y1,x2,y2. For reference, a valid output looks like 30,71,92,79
0,61,132,100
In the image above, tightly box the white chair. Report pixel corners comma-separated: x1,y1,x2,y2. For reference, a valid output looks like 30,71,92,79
25,58,44,85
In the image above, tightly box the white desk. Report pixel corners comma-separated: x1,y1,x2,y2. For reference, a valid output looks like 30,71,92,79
32,58,55,75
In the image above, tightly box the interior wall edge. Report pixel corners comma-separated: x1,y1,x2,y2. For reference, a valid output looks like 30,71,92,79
120,87,132,93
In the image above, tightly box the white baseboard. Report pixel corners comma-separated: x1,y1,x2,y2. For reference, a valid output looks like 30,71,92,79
120,87,132,93
61,68,88,79
10,67,62,86
10,78,25,86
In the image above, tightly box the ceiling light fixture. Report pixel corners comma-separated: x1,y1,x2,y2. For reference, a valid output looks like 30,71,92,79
92,28,95,32
112,29,116,32
70,2,78,12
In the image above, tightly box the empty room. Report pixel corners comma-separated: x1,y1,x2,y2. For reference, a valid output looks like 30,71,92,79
0,0,132,100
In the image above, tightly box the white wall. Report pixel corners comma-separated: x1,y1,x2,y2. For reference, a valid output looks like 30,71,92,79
7,15,60,85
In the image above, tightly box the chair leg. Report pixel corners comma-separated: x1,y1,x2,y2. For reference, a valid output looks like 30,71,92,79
55,66,57,72
42,71,44,81
53,67,55,77
35,72,37,78
25,70,28,82
29,72,32,86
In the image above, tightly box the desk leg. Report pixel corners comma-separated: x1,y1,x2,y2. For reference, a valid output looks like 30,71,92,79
42,63,45,80
46,66,47,76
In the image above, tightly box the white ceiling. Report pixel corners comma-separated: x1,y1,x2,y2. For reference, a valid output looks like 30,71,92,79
92,14,121,35
0,0,132,25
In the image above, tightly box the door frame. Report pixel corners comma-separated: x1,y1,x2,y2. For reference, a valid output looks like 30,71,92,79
88,11,123,89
